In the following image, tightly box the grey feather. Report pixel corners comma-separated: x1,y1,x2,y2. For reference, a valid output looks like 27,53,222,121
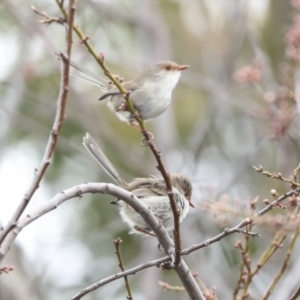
82,133,127,187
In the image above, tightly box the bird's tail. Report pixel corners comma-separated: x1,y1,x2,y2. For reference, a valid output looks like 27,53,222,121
56,54,108,92
83,133,127,187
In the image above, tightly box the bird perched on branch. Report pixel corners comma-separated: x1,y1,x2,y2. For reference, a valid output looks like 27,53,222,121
83,133,194,236
68,60,189,125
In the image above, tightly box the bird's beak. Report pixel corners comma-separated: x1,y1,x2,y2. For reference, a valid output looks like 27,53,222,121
178,65,190,71
189,201,195,208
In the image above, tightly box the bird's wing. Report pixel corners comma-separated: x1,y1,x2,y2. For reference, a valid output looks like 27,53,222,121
128,177,167,198
99,90,120,101
99,80,140,101
132,182,185,213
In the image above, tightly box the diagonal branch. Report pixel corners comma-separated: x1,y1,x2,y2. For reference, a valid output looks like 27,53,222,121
113,238,133,300
290,285,300,300
262,227,300,300
0,0,76,245
54,0,182,265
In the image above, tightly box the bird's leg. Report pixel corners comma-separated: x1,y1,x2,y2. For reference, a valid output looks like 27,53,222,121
133,226,156,237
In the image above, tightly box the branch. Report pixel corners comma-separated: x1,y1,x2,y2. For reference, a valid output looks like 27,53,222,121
0,182,205,300
262,228,300,300
2,183,296,297
54,0,182,265
260,207,300,300
6,184,291,299
113,238,133,300
240,209,297,297
69,186,299,300
0,0,76,245
182,188,299,256
69,220,260,300
0,265,14,275
158,281,185,291
31,5,66,25
69,256,170,300
0,183,172,263
239,231,287,298
181,219,258,256
257,189,298,216
253,165,300,188
290,285,300,300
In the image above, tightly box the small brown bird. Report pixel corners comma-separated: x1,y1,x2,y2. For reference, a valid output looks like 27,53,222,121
83,133,194,236
69,60,189,125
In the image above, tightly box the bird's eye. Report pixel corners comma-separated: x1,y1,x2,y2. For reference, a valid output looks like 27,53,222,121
165,65,171,70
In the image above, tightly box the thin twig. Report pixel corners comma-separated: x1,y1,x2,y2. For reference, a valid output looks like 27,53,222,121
240,205,300,298
290,285,300,300
239,230,283,298
54,0,182,265
158,281,185,291
181,219,258,256
31,5,66,25
0,0,76,245
182,189,300,256
294,163,300,178
233,255,247,299
233,200,256,299
68,219,258,300
0,265,14,275
253,165,300,188
261,206,300,300
262,227,300,300
113,238,133,300
68,256,170,300
192,272,218,300
257,189,298,216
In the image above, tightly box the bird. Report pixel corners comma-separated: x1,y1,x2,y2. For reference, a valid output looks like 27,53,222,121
82,133,194,236
68,60,189,125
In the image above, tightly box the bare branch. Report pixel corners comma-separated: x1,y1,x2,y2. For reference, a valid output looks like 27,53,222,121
0,0,76,245
0,265,14,275
290,285,300,300
31,5,66,25
113,238,133,300
6,187,294,299
262,227,300,299
0,182,205,299
253,165,300,188
68,219,260,300
257,189,299,216
69,256,169,300
240,205,299,298
1,182,297,297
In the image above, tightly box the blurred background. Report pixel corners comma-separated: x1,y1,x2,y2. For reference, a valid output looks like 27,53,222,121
1,0,300,299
